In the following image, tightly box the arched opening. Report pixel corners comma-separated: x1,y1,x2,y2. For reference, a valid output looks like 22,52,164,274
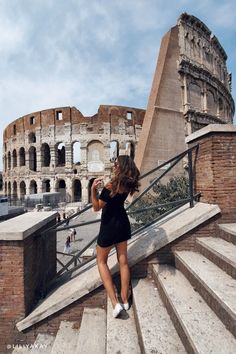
189,82,201,111
125,141,135,159
110,140,119,161
4,155,7,172
41,143,51,167
57,179,66,201
207,90,217,116
73,179,82,202
218,97,224,117
8,181,11,197
12,181,17,200
29,146,37,171
28,132,36,143
42,179,50,193
29,180,37,194
19,147,26,166
56,143,65,166
8,151,11,170
12,149,17,168
20,181,26,199
87,140,104,172
73,141,81,165
88,178,96,203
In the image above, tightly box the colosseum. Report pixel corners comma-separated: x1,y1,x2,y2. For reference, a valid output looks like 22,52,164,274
136,13,235,176
3,105,145,204
2,13,235,205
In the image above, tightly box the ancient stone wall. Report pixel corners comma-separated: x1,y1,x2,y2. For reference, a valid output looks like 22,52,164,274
178,13,234,134
3,105,145,204
135,13,234,182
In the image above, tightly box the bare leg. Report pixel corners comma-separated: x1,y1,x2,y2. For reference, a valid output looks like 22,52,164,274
116,241,130,304
96,245,118,308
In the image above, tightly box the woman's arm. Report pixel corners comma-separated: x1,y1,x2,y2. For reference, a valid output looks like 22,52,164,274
91,178,106,211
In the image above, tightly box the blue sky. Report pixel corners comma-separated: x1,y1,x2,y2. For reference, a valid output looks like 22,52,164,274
1,0,236,170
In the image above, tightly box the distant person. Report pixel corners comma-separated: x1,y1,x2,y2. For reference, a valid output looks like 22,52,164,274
63,211,69,226
64,235,71,254
57,213,61,223
69,228,77,242
91,155,140,318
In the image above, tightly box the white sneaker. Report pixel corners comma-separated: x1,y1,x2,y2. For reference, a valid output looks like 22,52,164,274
121,303,130,311
112,303,123,318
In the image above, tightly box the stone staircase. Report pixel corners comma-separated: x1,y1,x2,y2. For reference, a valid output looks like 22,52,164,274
12,223,236,353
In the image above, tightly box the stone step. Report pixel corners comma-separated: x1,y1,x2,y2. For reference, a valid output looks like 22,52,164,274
132,278,186,354
50,321,79,354
175,250,236,337
11,333,56,353
106,298,141,354
16,202,220,332
218,224,236,245
154,264,236,354
196,237,236,278
76,307,106,354
30,333,55,353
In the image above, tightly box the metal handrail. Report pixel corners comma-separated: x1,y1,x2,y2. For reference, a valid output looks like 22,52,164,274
42,144,199,295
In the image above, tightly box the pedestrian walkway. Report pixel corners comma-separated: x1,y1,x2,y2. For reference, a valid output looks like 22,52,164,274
56,209,101,271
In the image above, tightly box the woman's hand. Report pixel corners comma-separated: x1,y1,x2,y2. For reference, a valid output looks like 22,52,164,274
91,178,106,212
91,178,103,190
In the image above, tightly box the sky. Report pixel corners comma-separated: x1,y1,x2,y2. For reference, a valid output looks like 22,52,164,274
1,0,236,170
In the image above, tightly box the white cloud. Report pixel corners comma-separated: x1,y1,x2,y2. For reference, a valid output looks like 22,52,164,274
0,0,236,171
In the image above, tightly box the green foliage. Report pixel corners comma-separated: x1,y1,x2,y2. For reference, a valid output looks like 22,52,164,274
130,175,189,228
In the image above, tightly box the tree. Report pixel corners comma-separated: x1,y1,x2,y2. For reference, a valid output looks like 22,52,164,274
130,175,189,228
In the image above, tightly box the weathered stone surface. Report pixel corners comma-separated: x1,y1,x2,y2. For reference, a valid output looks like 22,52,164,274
135,13,234,186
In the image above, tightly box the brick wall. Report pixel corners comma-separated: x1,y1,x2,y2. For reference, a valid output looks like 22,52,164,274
188,128,236,223
0,213,57,352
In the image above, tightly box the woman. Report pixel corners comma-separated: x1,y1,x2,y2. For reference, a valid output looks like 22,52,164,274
91,155,140,318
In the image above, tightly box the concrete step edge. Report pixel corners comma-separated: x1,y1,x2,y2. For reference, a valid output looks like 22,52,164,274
132,277,187,354
76,307,106,354
106,298,141,354
50,321,79,354
30,333,55,354
196,237,236,273
219,224,236,237
153,264,236,353
174,250,236,337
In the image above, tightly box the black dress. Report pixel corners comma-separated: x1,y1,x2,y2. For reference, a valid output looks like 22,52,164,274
97,187,131,247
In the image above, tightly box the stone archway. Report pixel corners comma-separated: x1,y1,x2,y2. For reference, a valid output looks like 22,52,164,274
73,179,82,202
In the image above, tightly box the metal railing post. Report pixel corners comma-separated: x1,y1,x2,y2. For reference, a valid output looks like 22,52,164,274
188,149,194,208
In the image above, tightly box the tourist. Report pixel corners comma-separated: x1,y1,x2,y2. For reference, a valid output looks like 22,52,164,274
57,213,61,223
64,235,71,254
91,155,140,318
69,228,77,242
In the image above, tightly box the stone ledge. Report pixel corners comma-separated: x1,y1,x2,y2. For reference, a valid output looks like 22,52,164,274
185,124,236,143
0,211,57,241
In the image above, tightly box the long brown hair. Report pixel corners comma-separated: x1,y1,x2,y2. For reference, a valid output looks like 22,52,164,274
109,155,140,196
